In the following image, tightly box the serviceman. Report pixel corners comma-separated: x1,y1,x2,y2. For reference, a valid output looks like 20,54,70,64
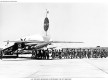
58,49,62,59
64,49,67,59
77,49,80,59
51,50,55,59
70,49,73,59
83,49,86,58
43,49,46,59
74,49,76,58
46,49,49,59
87,49,91,59
93,49,96,58
61,49,64,59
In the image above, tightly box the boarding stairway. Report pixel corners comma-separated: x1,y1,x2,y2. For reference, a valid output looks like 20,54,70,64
0,43,19,58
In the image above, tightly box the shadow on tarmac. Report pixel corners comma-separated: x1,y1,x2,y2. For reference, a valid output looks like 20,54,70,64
0,57,59,61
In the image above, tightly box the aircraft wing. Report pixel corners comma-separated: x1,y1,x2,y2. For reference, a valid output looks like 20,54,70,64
50,41,83,43
4,40,83,43
4,40,45,43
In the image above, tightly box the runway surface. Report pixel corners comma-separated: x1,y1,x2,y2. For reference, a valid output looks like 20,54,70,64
0,56,108,79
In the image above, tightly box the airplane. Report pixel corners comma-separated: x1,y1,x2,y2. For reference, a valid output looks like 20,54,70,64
0,10,83,59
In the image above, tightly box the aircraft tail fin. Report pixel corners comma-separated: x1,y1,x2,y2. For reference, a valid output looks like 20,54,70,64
43,9,50,42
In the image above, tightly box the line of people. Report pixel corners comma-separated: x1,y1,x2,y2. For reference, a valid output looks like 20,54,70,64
31,49,50,59
31,48,108,59
62,49,108,59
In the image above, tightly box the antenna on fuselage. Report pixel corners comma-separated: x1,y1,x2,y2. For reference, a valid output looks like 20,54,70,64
44,9,49,36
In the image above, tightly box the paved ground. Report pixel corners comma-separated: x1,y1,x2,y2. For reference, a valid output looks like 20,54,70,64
0,56,108,79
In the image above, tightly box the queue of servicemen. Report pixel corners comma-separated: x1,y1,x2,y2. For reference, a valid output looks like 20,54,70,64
31,48,108,59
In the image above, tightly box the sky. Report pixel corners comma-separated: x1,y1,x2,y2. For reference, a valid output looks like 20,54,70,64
0,2,108,48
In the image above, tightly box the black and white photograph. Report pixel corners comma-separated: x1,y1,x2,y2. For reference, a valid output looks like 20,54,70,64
0,0,108,80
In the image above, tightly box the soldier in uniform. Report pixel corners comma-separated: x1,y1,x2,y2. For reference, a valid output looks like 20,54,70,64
40,50,43,59
70,49,73,59
80,48,83,59
46,49,49,59
43,49,46,59
48,49,52,59
102,49,107,58
68,49,70,59
90,49,93,58
93,49,96,58
52,50,55,59
61,49,64,59
87,49,91,59
40,49,42,59
75,49,78,58
55,49,57,58
35,50,39,59
38,49,41,59
77,49,80,59
79,48,82,59
31,49,36,59
66,49,69,59
58,49,62,59
98,49,101,58
105,49,108,58
100,49,104,58
74,49,77,59
83,49,86,58
64,49,67,59
96,49,98,58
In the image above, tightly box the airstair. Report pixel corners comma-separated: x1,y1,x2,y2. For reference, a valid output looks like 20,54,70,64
0,43,19,58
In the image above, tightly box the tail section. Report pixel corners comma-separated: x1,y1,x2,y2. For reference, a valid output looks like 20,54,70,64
44,9,49,36
43,9,50,42
43,35,50,42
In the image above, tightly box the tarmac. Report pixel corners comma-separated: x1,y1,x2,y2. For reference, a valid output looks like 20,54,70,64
0,55,108,79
